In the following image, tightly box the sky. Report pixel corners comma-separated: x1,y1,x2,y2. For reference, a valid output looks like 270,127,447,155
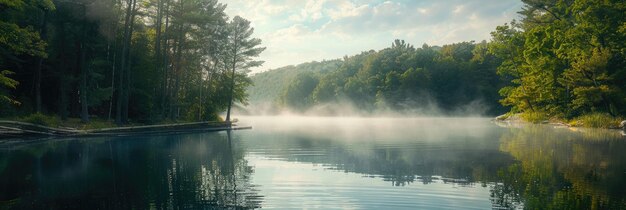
219,0,524,74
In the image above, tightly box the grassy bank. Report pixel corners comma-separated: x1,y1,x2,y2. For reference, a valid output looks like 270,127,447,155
569,113,623,129
499,111,624,129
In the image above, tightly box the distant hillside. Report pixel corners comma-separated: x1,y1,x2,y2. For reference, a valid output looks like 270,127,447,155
246,40,510,116
247,60,343,106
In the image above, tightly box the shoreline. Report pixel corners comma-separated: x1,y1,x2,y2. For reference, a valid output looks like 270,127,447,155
0,120,251,139
494,114,626,131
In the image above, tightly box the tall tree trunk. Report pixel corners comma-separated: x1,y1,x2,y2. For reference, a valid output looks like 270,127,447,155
58,24,68,121
170,0,184,120
116,0,135,125
122,0,137,123
225,59,236,122
161,5,171,118
198,73,203,121
34,10,48,113
154,0,163,115
107,43,116,120
226,34,239,122
170,34,182,119
108,0,121,121
80,17,89,123
203,60,218,121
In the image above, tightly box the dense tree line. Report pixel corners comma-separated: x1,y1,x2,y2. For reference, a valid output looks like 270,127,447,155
247,60,342,108
275,40,507,115
490,0,626,119
253,0,626,120
0,0,264,124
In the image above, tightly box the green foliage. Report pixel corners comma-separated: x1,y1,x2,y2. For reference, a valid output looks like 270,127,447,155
520,111,549,124
0,0,263,123
491,0,626,120
222,15,266,121
0,0,54,11
0,22,47,58
0,0,25,8
19,113,60,126
248,60,342,106
0,70,19,105
570,113,622,129
0,0,52,108
561,48,614,113
259,39,506,115
281,72,319,110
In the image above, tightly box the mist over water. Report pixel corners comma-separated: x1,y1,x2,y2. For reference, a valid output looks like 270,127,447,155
234,116,626,209
239,115,494,141
237,97,493,118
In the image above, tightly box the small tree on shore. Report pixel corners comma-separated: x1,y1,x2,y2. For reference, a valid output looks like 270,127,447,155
223,16,265,122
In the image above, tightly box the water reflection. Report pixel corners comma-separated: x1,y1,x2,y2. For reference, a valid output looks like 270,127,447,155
494,125,626,209
240,117,626,209
240,117,515,187
0,131,262,209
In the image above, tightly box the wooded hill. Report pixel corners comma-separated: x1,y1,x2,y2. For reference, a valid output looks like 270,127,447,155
249,0,626,123
247,60,342,107
249,40,507,116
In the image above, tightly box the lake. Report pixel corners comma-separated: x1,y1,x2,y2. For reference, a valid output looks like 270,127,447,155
1,116,625,209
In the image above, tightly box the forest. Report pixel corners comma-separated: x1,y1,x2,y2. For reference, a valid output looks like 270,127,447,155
247,60,343,111
271,40,506,116
250,0,626,125
0,0,264,125
2,0,625,127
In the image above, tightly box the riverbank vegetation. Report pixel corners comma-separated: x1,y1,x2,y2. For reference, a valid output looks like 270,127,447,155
0,0,264,127
491,0,626,127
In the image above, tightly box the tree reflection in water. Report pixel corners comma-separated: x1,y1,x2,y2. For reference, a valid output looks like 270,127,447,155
2,119,626,209
0,131,262,209
241,131,516,187
493,125,626,209
239,119,626,209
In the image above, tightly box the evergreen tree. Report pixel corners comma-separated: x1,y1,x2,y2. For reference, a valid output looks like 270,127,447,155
223,16,265,122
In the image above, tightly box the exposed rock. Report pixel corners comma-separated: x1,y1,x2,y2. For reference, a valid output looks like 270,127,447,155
495,113,525,123
621,120,626,130
495,114,509,121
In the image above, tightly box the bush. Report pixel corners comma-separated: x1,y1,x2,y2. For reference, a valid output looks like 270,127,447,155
571,113,622,129
20,113,60,127
520,111,549,123
83,120,116,129
206,113,223,122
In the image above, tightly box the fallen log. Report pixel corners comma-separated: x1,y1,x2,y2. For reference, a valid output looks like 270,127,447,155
0,120,249,139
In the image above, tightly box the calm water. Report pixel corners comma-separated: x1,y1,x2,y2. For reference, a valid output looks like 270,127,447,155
1,116,625,209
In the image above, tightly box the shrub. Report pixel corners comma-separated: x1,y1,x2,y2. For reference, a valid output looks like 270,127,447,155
20,113,60,127
520,111,549,123
84,120,116,129
571,113,622,129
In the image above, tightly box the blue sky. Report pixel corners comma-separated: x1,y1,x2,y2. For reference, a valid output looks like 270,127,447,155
220,0,524,73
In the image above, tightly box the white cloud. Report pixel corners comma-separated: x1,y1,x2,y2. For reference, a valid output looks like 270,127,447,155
453,5,464,14
417,8,429,15
219,0,524,73
327,2,368,20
